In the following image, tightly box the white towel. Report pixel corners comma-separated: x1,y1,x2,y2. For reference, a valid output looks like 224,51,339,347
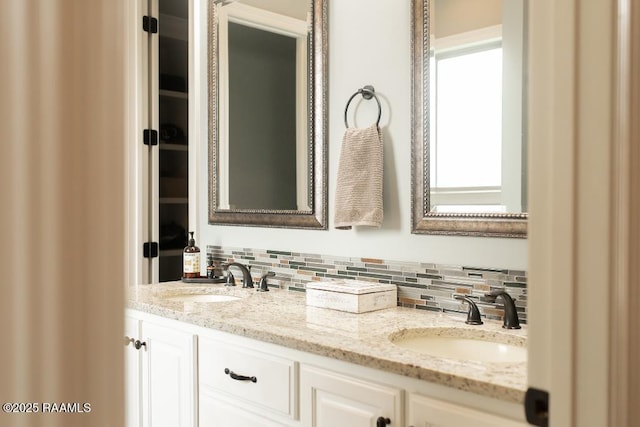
334,124,383,229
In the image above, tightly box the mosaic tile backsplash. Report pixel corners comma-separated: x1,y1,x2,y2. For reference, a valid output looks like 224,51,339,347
207,246,527,324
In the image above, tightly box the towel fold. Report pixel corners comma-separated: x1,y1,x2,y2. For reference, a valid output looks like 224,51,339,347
334,124,383,229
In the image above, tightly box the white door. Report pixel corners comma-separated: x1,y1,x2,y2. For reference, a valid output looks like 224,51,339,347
300,365,402,427
527,0,620,425
141,320,197,427
127,0,154,285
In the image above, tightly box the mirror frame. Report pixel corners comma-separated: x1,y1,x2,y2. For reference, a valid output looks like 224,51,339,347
411,0,527,238
208,0,327,229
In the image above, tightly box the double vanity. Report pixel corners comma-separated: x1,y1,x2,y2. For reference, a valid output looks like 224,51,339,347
128,0,531,424
126,282,528,426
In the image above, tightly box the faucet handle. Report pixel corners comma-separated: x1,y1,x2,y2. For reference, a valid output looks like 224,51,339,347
258,272,276,292
224,270,236,286
454,295,483,325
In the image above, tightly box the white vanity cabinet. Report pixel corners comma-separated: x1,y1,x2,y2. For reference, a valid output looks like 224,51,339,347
125,311,197,427
407,393,528,427
125,309,526,426
197,329,402,427
300,365,402,427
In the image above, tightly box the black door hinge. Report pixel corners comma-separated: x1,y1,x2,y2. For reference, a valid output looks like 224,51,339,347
143,16,158,34
143,129,158,146
525,387,549,427
143,242,159,258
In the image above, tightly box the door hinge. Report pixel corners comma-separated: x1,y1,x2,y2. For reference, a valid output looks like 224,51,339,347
142,16,158,34
525,387,549,427
143,242,159,258
143,129,158,146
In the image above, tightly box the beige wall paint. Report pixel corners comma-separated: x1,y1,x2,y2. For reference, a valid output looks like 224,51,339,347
0,1,127,425
433,0,502,38
241,0,309,20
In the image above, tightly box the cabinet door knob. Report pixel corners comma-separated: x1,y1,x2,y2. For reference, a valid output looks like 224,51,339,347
134,340,146,350
224,368,257,383
376,416,391,426
124,336,135,347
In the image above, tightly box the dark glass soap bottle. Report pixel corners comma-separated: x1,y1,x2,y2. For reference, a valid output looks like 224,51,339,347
183,231,200,278
206,256,215,279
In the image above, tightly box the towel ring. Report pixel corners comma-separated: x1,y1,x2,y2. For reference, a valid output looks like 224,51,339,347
344,85,382,128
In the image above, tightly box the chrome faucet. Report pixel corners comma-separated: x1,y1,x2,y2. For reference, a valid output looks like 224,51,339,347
224,262,254,288
484,289,521,329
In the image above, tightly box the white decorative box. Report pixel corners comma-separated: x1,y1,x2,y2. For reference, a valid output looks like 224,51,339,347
305,280,397,313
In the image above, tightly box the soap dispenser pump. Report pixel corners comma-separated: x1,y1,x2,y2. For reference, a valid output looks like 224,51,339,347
183,231,200,278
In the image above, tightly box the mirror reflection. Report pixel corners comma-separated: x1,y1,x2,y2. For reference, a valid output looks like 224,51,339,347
428,0,527,214
411,0,527,237
209,0,327,229
217,0,310,211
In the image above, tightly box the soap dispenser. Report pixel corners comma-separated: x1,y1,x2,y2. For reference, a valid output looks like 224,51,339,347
183,231,200,278
206,255,216,279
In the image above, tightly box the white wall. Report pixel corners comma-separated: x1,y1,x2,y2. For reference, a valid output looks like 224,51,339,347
196,0,527,270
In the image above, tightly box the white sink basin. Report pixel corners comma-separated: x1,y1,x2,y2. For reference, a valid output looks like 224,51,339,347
389,328,526,363
165,294,241,303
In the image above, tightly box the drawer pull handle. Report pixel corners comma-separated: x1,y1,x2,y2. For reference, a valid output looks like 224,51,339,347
124,336,146,350
376,416,391,427
224,368,257,383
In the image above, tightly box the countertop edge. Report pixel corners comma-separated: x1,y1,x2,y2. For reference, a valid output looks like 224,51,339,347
126,298,525,404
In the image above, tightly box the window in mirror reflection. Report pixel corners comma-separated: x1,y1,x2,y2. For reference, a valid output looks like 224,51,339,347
432,44,503,186
430,42,504,212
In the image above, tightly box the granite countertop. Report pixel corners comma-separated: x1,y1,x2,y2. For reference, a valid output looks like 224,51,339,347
127,282,527,404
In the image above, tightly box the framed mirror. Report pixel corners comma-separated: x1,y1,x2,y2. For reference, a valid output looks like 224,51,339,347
208,0,327,229
411,0,527,238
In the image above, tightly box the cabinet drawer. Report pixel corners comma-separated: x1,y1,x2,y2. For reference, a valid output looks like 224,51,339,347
408,393,527,427
199,336,297,419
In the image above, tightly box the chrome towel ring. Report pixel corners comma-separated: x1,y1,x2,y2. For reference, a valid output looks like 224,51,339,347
344,85,382,128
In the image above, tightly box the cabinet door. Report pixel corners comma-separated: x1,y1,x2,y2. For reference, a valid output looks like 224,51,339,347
300,365,402,427
141,320,197,427
125,315,142,427
408,393,527,427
